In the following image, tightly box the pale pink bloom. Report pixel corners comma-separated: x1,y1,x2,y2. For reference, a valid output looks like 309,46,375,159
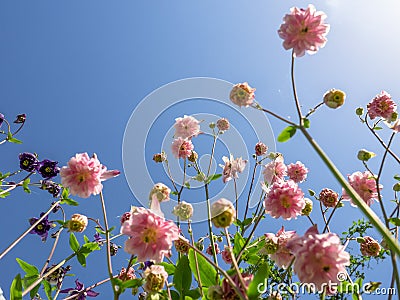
222,272,253,300
174,115,201,139
171,137,194,159
263,156,287,185
360,236,381,257
367,91,397,120
221,246,233,264
266,227,298,269
391,119,400,132
60,153,120,198
121,208,179,262
278,5,330,57
286,161,308,183
216,118,230,131
255,142,268,156
220,155,247,183
342,171,382,207
149,183,171,217
264,180,305,220
287,226,350,293
319,188,339,208
143,264,168,292
206,243,220,255
229,82,256,107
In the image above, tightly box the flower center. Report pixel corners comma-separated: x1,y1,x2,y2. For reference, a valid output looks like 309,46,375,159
280,195,291,208
323,265,330,272
45,166,52,173
23,160,30,166
142,228,157,243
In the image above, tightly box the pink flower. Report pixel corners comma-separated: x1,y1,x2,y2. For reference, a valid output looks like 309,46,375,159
229,82,256,107
174,115,201,139
143,265,168,292
319,188,339,208
278,5,330,57
121,208,179,262
221,246,233,264
255,142,268,156
367,91,397,120
342,171,382,207
391,119,400,132
287,226,350,293
60,153,120,198
206,243,220,255
222,272,253,300
264,180,305,220
220,155,247,183
171,137,194,159
216,118,230,131
359,236,381,257
266,227,298,269
286,161,308,183
263,156,287,185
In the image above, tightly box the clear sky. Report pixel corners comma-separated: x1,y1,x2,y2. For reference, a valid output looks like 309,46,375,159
0,1,399,299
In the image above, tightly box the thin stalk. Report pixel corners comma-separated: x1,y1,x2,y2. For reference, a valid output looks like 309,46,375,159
188,221,203,296
237,213,263,263
319,201,330,233
63,276,117,300
234,178,238,224
99,191,117,299
253,105,298,127
244,158,258,220
322,200,342,233
0,172,34,197
290,51,303,125
224,228,249,300
0,200,60,260
205,183,219,278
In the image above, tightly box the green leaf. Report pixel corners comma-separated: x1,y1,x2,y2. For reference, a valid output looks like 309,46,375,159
10,274,22,300
170,290,180,300
389,218,400,226
7,132,22,144
247,263,269,299
171,191,179,196
188,249,216,287
83,235,90,243
22,178,31,194
277,126,297,142
16,258,39,276
43,280,53,300
174,255,192,294
185,182,191,189
394,174,400,181
80,242,101,254
0,188,10,198
186,288,201,299
373,126,383,130
77,253,86,267
233,232,245,256
206,174,222,184
121,278,144,289
303,118,310,128
0,172,11,180
69,233,80,252
60,197,79,206
159,262,176,275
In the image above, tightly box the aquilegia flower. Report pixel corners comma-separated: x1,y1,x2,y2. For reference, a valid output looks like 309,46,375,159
60,153,120,198
359,236,381,257
19,152,38,172
121,208,179,262
263,155,287,185
171,137,194,159
229,82,256,107
29,212,55,242
264,226,298,269
319,188,339,208
287,226,350,293
342,171,382,207
264,180,305,220
255,141,268,156
220,154,247,183
40,180,61,198
367,91,397,121
174,115,201,139
211,198,236,228
143,265,169,293
286,161,308,183
278,5,330,57
0,113,4,127
36,159,60,179
60,279,99,299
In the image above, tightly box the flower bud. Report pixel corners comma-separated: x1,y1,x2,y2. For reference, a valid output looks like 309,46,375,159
195,240,204,251
188,151,198,163
153,152,166,163
149,183,170,202
356,107,364,116
118,267,135,281
172,201,194,220
206,243,220,255
211,198,235,228
393,183,400,192
301,198,313,216
143,265,168,292
174,237,190,254
216,118,230,131
209,122,216,129
390,111,398,122
319,188,339,208
14,113,26,124
120,212,131,225
357,149,376,161
323,89,346,109
360,236,381,257
255,142,268,156
66,214,88,233
229,82,256,107
207,285,223,300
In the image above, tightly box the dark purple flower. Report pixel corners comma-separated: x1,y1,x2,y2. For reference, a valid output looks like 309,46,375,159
29,212,54,242
0,113,4,127
60,279,99,300
14,113,26,124
40,180,61,198
19,152,38,172
44,265,71,288
142,261,154,270
36,159,60,179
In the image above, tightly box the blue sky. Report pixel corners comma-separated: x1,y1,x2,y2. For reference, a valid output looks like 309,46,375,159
0,1,399,299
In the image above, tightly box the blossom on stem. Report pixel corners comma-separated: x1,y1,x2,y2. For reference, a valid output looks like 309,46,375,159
172,201,193,220
149,183,171,217
255,142,268,156
36,159,60,179
323,89,346,109
171,137,194,159
342,171,382,207
287,226,350,293
222,272,253,300
211,198,236,228
174,115,201,139
19,152,38,172
66,214,88,233
229,82,256,107
263,155,287,185
264,227,298,269
60,153,120,198
60,279,99,300
264,180,305,220
206,243,220,255
14,113,26,124
0,113,4,127
278,5,330,57
143,265,168,292
29,212,55,242
367,91,397,121
286,161,308,183
121,208,179,262
359,236,381,257
220,154,247,183
221,246,233,264
40,180,61,198
319,188,339,208
216,118,230,131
